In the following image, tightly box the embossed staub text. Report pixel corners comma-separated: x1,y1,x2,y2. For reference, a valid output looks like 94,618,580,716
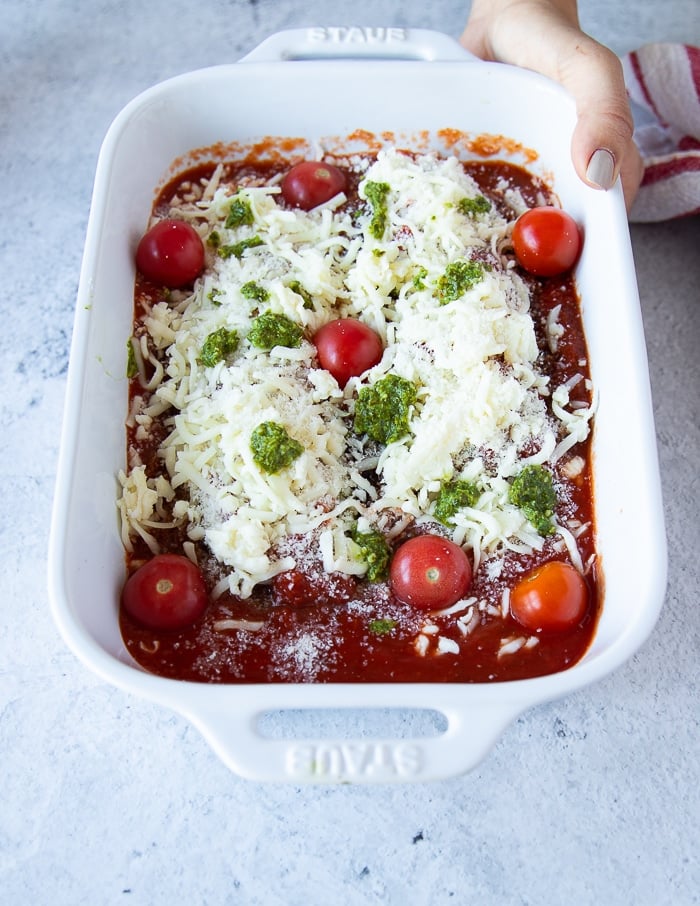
306,27,408,45
286,741,423,780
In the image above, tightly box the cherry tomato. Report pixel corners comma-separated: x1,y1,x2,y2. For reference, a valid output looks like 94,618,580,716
313,318,383,387
510,560,588,634
121,553,208,630
512,206,582,277
390,534,472,610
135,219,205,288
281,161,348,210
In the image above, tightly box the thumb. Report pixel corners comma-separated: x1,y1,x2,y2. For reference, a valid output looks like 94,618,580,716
459,0,643,209
558,38,643,206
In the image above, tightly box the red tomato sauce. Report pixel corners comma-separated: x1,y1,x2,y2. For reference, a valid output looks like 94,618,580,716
120,150,600,684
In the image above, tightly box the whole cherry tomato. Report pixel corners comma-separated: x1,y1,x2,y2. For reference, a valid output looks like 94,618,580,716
390,534,472,610
313,318,384,387
509,560,588,634
122,553,208,630
512,206,582,277
281,161,348,210
135,219,205,288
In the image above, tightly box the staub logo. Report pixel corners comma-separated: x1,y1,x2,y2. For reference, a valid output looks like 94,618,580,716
286,741,423,780
307,27,408,44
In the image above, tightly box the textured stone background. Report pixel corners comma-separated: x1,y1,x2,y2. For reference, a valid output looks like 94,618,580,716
1,1,698,903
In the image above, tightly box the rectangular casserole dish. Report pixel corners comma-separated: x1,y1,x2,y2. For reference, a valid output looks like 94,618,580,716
48,27,667,783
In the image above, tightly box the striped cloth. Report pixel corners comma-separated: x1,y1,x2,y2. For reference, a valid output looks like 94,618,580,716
622,43,700,222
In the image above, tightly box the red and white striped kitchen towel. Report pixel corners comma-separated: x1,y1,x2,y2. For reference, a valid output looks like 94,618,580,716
622,43,700,222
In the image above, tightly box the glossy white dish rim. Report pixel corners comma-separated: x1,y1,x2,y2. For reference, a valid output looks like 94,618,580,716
48,30,667,783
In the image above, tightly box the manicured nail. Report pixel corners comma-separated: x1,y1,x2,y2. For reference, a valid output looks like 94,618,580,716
586,149,616,189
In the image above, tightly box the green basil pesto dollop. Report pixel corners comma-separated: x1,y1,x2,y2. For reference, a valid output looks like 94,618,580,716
287,280,315,310
248,311,303,350
250,422,304,474
225,195,255,229
458,195,491,217
353,373,417,444
126,337,138,379
240,281,270,304
218,235,264,260
436,258,488,304
508,464,558,536
198,327,239,367
412,266,428,291
363,180,391,240
207,287,223,306
351,527,391,582
433,479,480,526
368,618,397,636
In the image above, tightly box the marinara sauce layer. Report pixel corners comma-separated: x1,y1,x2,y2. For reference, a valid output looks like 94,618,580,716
119,146,599,683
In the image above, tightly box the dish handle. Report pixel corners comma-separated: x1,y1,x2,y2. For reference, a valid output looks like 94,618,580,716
184,699,523,783
239,27,478,64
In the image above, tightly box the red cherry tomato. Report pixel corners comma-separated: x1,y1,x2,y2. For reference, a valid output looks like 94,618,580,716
390,534,472,610
135,219,205,288
121,553,208,630
510,560,588,634
281,161,348,210
512,206,582,277
313,318,384,387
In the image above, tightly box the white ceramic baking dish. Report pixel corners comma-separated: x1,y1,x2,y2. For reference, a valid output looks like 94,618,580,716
48,28,667,783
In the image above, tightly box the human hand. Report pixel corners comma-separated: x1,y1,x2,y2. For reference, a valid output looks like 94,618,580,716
460,0,643,211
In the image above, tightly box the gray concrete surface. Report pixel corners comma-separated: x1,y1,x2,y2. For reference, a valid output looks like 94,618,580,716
1,1,698,903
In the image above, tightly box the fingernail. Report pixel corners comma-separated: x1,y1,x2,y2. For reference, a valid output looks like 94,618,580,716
586,149,616,190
